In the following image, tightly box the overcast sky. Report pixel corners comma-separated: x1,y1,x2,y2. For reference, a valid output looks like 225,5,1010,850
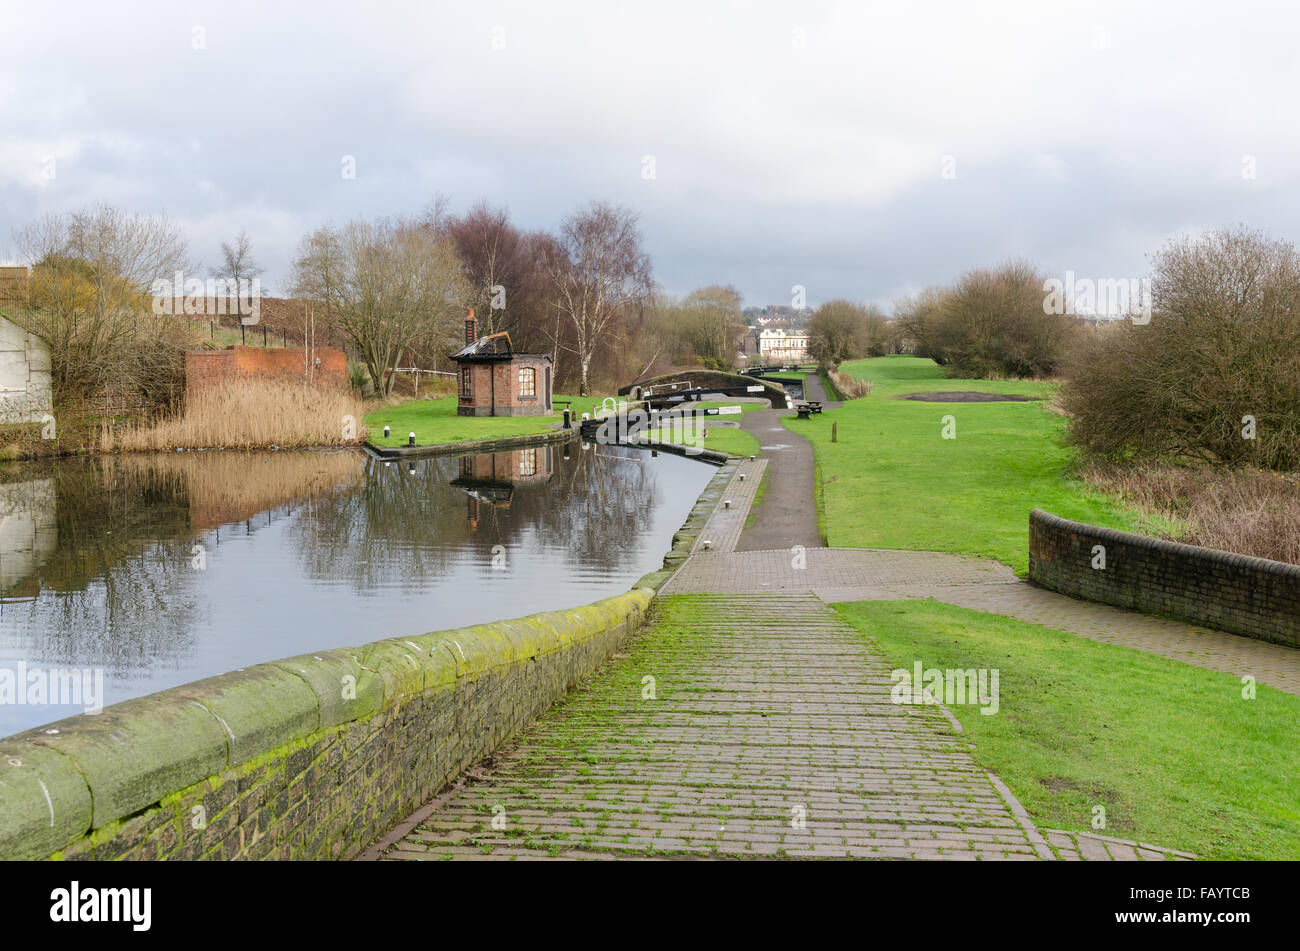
2,0,1297,308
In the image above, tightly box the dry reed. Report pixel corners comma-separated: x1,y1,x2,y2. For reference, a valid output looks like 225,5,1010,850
1082,462,1300,565
100,379,369,451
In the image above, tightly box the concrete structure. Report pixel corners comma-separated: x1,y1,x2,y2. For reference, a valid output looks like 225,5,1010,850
451,312,552,417
0,313,52,425
757,327,809,362
184,345,347,398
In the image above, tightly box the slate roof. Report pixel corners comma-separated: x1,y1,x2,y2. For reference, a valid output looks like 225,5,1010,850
450,331,514,361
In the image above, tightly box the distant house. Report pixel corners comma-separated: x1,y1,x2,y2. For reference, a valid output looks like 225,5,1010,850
450,311,552,417
757,327,809,362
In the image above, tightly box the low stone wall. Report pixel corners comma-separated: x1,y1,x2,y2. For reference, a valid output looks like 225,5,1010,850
0,456,735,861
0,592,654,861
1028,509,1300,648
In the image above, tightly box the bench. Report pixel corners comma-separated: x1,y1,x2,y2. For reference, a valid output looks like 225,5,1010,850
794,404,812,420
806,400,823,415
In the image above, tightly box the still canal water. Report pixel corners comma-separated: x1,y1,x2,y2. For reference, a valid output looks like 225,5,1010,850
0,443,714,738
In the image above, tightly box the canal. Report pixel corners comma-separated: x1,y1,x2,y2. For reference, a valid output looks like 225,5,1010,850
0,443,715,738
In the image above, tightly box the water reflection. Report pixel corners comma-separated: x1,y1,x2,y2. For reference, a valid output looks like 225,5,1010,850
0,444,713,737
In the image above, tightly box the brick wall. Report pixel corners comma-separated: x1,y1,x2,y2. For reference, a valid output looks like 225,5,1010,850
1028,509,1300,648
185,346,347,397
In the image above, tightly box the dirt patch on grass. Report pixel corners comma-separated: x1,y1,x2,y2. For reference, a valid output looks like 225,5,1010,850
901,391,1040,402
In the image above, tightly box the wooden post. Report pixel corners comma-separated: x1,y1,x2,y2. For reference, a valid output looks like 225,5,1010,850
832,421,838,443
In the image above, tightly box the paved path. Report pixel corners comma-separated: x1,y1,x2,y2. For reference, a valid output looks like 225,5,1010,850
665,547,1300,697
690,458,767,553
733,373,826,552
373,593,1055,860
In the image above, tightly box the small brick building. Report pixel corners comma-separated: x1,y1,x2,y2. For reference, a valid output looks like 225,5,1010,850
451,312,552,417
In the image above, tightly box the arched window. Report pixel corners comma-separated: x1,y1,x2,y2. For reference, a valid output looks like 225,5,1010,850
518,366,536,397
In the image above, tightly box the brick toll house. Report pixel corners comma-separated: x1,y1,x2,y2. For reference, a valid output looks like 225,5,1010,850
450,310,552,417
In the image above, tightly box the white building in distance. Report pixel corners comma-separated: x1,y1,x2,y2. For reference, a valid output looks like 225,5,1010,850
757,328,809,362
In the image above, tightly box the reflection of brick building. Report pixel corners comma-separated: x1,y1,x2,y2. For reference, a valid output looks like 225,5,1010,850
451,312,552,417
451,447,554,528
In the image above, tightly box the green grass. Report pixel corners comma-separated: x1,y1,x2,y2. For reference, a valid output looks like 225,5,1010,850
832,599,1300,860
638,400,762,457
364,395,604,448
643,419,760,458
744,466,770,530
792,355,1137,572
843,353,1056,399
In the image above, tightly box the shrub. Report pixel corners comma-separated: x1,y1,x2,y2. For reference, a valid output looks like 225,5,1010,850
807,300,889,365
895,261,1078,378
824,364,872,400
1062,227,1300,470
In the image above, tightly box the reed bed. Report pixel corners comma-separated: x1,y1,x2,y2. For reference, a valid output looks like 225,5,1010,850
101,379,368,451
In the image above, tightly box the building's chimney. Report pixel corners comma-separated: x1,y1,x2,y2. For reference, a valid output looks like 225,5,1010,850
465,309,477,345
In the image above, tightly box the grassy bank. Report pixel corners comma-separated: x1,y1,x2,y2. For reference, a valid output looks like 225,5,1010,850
792,355,1136,572
364,395,604,448
833,599,1300,860
641,400,762,457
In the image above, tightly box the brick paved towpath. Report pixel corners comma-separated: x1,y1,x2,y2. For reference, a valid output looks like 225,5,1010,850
370,593,1056,860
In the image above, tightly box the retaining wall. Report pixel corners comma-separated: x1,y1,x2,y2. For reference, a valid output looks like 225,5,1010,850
1028,509,1300,648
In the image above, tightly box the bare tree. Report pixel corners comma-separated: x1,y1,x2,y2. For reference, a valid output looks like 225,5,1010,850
15,204,193,406
808,299,889,366
543,201,654,395
444,201,527,338
292,216,469,396
217,229,264,293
